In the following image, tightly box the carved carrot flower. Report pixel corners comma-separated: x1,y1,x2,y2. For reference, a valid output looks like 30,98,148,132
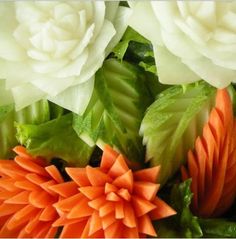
53,145,176,238
181,89,236,217
0,146,69,238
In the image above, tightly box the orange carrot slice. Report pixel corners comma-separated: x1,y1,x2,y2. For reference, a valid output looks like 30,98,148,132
67,196,93,219
89,211,102,235
79,186,104,200
138,214,157,237
86,166,112,186
113,170,133,193
132,196,156,217
108,154,129,178
181,89,236,217
53,144,175,238
104,221,121,238
122,202,136,228
133,181,160,201
49,181,78,198
65,167,90,187
133,166,160,183
100,145,119,171
45,165,64,183
149,197,176,220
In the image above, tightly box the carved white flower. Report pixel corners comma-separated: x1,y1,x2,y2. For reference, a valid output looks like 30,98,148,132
0,1,131,113
129,1,236,88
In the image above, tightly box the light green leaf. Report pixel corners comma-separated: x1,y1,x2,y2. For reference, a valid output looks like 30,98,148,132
73,58,152,163
140,81,216,184
16,113,94,166
0,100,50,158
112,26,149,60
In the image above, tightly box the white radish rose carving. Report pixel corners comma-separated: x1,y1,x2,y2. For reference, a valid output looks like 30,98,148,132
129,1,236,88
0,1,131,113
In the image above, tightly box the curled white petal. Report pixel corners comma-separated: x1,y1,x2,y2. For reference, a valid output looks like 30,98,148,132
129,1,236,88
0,1,129,113
154,45,199,85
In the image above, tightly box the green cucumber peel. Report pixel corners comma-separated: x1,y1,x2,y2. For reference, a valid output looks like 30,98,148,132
73,58,152,163
140,81,216,184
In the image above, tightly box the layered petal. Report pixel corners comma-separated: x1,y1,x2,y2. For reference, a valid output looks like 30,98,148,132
181,89,236,217
54,145,176,238
0,146,65,238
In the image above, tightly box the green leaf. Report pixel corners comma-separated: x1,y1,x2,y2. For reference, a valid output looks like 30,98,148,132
0,100,51,158
73,58,152,163
16,113,94,166
155,180,202,238
112,26,149,60
140,81,216,184
170,179,203,238
199,218,236,238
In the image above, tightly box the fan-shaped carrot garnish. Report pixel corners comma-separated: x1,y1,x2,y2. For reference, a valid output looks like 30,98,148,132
181,89,236,217
0,146,67,238
53,145,176,238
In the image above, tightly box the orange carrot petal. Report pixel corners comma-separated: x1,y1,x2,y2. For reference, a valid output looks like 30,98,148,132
133,166,160,183
132,196,156,217
113,170,133,193
149,197,176,220
138,214,157,237
133,181,159,201
86,166,112,186
100,145,119,171
108,154,129,178
66,167,90,187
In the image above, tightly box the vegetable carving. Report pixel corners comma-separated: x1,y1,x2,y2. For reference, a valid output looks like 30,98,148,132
181,89,236,217
53,145,176,238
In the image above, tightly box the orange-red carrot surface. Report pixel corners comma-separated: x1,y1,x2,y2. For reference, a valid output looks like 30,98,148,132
0,146,67,238
181,89,236,217
53,145,176,238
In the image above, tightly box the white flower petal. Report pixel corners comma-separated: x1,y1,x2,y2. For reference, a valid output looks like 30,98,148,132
182,57,236,88
161,30,201,60
0,3,26,61
0,60,37,88
196,40,236,67
91,2,106,42
76,20,115,85
53,40,77,59
54,49,88,78
174,16,211,45
74,52,105,86
27,49,51,61
31,75,75,97
48,77,94,115
15,2,46,23
69,24,94,60
0,34,27,61
12,83,46,111
106,6,132,55
195,2,217,29
31,58,68,74
105,1,119,22
213,28,236,44
220,11,236,32
53,3,75,21
154,45,200,85
129,2,163,45
177,2,189,18
151,1,179,33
